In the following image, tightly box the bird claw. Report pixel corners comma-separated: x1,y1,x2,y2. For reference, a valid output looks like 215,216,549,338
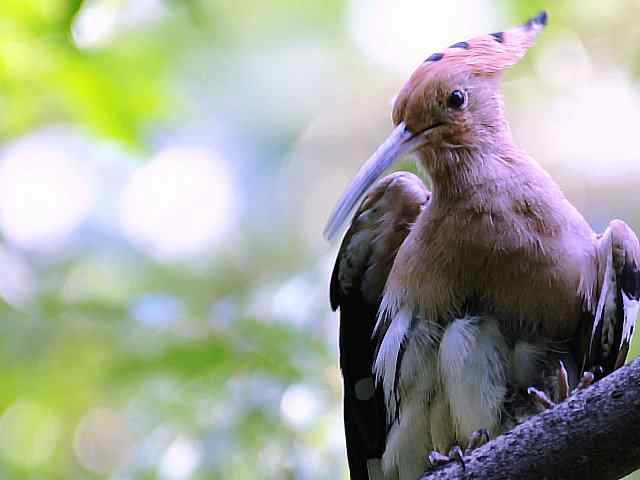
448,445,466,471
531,363,604,410
426,445,466,471
575,371,595,391
528,386,556,410
426,450,452,469
465,428,490,454
569,365,602,396
576,365,603,390
425,428,489,471
557,360,570,402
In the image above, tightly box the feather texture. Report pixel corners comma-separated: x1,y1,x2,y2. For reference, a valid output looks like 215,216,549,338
330,172,428,480
586,220,640,374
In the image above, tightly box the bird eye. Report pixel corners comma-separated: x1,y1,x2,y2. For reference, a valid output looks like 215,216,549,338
447,90,467,109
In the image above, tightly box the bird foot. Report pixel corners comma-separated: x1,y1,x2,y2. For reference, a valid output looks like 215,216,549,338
449,445,466,470
574,365,602,391
529,363,604,410
528,386,556,410
561,362,602,400
575,371,595,391
465,428,490,454
426,450,451,469
425,429,489,472
426,445,466,471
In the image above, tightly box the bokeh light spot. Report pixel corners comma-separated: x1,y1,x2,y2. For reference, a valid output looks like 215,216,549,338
0,246,36,308
72,1,118,49
73,407,132,474
119,147,233,261
0,400,61,469
159,436,203,480
131,293,183,329
348,0,499,73
72,0,167,50
280,384,320,430
0,145,94,250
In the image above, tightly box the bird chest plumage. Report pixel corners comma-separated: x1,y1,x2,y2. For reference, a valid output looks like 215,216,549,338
383,173,595,340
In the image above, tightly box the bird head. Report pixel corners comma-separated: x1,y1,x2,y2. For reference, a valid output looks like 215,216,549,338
325,11,547,241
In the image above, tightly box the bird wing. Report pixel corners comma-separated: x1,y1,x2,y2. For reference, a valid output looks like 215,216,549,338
585,220,640,374
330,171,429,480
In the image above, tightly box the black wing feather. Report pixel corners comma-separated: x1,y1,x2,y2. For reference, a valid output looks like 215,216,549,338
329,172,429,479
584,220,640,376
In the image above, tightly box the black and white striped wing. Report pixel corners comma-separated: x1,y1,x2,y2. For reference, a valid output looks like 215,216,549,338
587,219,640,374
330,172,429,480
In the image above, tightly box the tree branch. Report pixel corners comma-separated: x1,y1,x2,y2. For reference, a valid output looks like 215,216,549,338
420,357,640,480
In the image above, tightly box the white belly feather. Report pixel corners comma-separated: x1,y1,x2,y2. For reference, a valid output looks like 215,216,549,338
375,309,542,480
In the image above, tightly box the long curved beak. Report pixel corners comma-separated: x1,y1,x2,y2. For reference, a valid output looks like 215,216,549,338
324,122,430,241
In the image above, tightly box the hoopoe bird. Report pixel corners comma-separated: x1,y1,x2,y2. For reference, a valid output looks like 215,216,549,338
325,11,640,480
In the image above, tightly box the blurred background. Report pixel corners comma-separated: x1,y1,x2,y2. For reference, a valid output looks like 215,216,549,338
0,0,639,478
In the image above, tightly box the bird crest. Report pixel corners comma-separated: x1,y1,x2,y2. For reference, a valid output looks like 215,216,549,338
392,11,547,124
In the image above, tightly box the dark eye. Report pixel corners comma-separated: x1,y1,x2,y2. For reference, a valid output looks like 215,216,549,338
447,89,466,109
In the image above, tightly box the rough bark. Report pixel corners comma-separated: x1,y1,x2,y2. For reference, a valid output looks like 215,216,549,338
420,357,640,480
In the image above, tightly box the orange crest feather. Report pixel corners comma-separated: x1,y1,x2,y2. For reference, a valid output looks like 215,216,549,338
393,11,547,124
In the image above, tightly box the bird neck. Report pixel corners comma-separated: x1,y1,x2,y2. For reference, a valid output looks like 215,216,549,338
418,141,523,206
